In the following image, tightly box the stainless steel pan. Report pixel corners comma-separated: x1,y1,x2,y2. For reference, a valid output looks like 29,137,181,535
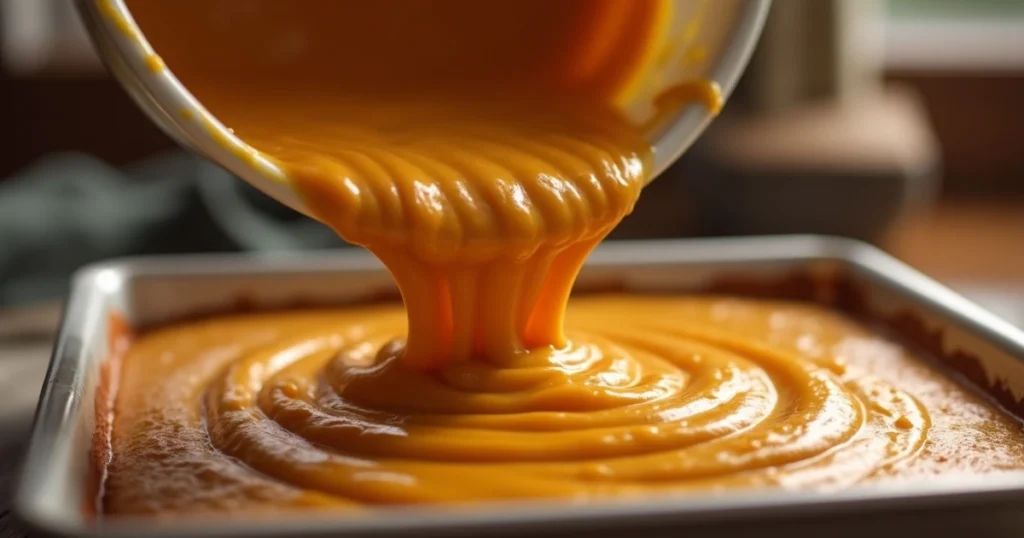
16,236,1024,538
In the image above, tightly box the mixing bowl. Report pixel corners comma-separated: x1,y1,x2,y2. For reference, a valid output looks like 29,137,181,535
77,0,770,218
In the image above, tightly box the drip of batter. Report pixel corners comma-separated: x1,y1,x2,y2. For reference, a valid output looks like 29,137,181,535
235,95,652,368
126,0,721,369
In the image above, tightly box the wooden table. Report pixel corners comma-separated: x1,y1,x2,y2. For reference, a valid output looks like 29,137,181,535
0,341,52,537
884,201,1024,283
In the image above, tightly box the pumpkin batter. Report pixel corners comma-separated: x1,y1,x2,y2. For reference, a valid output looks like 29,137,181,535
104,296,1024,514
124,0,719,369
99,0,1024,517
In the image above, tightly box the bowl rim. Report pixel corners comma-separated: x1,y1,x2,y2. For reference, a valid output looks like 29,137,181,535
78,0,771,211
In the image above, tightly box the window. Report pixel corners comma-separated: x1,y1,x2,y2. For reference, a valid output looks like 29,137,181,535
886,0,1024,71
1,0,100,75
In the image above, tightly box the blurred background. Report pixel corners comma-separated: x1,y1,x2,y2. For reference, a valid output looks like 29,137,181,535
0,0,1022,310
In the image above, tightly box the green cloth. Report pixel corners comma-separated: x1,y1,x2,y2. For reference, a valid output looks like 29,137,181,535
0,151,348,307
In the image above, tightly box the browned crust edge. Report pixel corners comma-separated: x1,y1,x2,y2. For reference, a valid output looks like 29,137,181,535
87,313,132,518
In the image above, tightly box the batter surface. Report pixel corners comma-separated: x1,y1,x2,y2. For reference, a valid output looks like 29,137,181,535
104,295,1024,515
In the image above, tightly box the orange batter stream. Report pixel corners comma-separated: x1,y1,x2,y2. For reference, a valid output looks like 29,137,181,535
126,0,700,369
99,0,1024,516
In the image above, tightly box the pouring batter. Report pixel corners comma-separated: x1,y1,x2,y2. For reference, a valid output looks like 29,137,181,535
97,0,1024,516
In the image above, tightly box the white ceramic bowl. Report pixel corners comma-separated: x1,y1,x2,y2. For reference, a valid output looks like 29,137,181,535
78,0,770,218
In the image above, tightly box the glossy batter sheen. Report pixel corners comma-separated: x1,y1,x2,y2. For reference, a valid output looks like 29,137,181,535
105,296,1024,514
104,0,1024,516
127,0,720,369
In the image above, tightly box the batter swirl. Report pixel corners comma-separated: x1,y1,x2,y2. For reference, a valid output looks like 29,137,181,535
105,296,1024,515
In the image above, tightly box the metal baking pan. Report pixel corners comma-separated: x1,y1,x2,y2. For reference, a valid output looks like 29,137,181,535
15,236,1024,538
